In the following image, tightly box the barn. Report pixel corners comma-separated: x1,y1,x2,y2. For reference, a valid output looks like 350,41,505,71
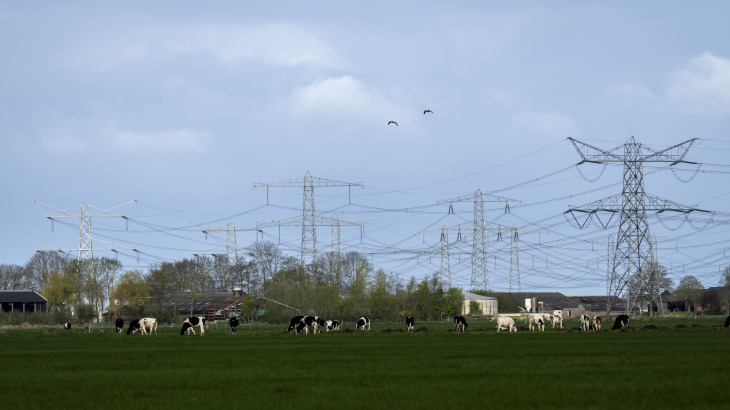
461,291,498,316
0,290,47,315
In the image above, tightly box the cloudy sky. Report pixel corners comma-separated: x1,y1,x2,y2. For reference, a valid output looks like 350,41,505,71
2,1,729,294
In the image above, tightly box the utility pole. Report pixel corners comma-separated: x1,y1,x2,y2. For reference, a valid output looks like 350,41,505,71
253,172,363,264
438,190,519,294
36,201,138,261
566,136,707,317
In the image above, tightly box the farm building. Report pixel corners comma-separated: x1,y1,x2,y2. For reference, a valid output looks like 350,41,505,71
499,292,633,317
0,290,47,314
461,291,498,315
110,289,246,323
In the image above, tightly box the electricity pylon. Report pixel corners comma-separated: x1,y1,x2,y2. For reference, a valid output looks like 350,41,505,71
255,214,371,264
190,221,261,268
438,190,519,293
36,201,138,261
493,230,546,292
416,226,471,289
253,171,363,264
418,222,542,291
586,237,616,301
566,136,707,316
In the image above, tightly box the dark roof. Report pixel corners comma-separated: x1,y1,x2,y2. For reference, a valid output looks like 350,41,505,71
500,292,567,305
0,290,47,303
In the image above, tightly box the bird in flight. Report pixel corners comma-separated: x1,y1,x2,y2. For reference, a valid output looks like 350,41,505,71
423,110,433,114
388,121,398,126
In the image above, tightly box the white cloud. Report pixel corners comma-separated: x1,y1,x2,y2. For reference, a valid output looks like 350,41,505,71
666,52,730,118
512,110,578,137
69,23,340,71
289,76,411,123
103,126,211,153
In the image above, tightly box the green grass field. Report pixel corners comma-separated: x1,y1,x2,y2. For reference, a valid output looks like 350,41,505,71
1,316,728,409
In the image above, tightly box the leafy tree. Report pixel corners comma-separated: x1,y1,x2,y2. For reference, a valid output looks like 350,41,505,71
675,275,704,317
42,271,76,322
443,287,464,318
24,251,69,291
469,300,481,316
111,270,150,316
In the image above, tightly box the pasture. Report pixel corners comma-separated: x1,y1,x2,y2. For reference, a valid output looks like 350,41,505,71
1,316,728,409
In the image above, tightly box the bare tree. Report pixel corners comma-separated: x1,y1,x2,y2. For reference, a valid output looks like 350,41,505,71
718,266,730,315
0,264,30,290
25,251,69,290
246,240,286,295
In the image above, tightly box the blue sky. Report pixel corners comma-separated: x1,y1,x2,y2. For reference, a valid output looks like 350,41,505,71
1,1,729,294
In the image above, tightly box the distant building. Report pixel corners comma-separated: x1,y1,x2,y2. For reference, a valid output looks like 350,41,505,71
110,290,245,322
461,291,498,316
498,292,633,317
0,290,47,314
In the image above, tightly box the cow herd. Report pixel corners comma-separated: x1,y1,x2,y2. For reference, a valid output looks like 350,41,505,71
67,312,726,336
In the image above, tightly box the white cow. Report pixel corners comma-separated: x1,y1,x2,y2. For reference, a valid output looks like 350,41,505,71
138,318,158,335
526,314,545,331
551,311,564,329
592,316,602,331
579,314,591,332
496,316,519,333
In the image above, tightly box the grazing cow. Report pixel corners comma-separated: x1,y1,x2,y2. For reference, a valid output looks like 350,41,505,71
496,316,519,333
527,314,545,331
137,318,158,335
326,320,341,332
550,314,564,329
287,316,305,333
356,316,371,331
611,315,630,330
592,316,602,331
63,323,71,330
229,317,239,335
126,319,141,335
579,315,591,332
115,318,125,334
302,316,321,334
724,315,730,328
406,316,415,333
453,316,469,332
180,317,206,336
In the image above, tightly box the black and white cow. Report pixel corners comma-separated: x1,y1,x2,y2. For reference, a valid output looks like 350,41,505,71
453,316,469,332
63,323,71,330
229,317,239,335
137,318,158,335
126,319,140,335
526,314,545,331
724,315,730,328
611,315,630,330
303,316,321,334
287,316,305,333
326,320,340,332
180,317,206,336
406,316,415,333
579,314,591,332
496,316,519,333
115,318,125,334
356,316,371,331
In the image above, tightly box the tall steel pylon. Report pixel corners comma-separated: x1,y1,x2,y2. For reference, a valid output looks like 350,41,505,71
438,191,519,291
419,222,542,291
567,136,706,316
330,214,340,254
190,222,261,269
36,201,138,261
253,172,363,264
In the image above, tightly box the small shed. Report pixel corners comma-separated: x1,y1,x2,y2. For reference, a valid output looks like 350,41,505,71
462,291,498,316
0,290,47,314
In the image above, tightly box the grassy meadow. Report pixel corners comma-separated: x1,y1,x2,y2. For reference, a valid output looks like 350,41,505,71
0,316,728,410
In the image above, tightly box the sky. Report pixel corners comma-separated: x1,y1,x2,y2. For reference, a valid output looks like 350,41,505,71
1,1,729,295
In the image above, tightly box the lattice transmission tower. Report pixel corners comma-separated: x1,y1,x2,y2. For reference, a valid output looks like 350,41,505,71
36,201,138,261
253,172,364,264
566,136,707,316
438,190,519,292
190,222,261,269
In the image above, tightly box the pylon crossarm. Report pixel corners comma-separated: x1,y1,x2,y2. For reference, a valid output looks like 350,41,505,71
35,201,81,218
253,172,363,188
37,239,136,252
256,214,371,227
568,138,625,163
417,221,514,235
640,139,697,162
438,192,519,203
88,200,136,217
189,221,260,232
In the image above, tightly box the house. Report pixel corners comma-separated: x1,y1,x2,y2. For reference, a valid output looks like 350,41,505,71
461,291,498,316
498,292,632,317
0,290,47,314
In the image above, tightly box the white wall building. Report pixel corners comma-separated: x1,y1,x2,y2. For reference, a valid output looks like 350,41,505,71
461,291,498,316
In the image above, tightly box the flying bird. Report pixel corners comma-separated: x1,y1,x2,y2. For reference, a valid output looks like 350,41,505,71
423,110,433,114
388,121,398,126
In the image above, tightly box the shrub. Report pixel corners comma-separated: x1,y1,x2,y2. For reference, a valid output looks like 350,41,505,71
0,312,8,325
9,311,23,326
469,301,482,316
